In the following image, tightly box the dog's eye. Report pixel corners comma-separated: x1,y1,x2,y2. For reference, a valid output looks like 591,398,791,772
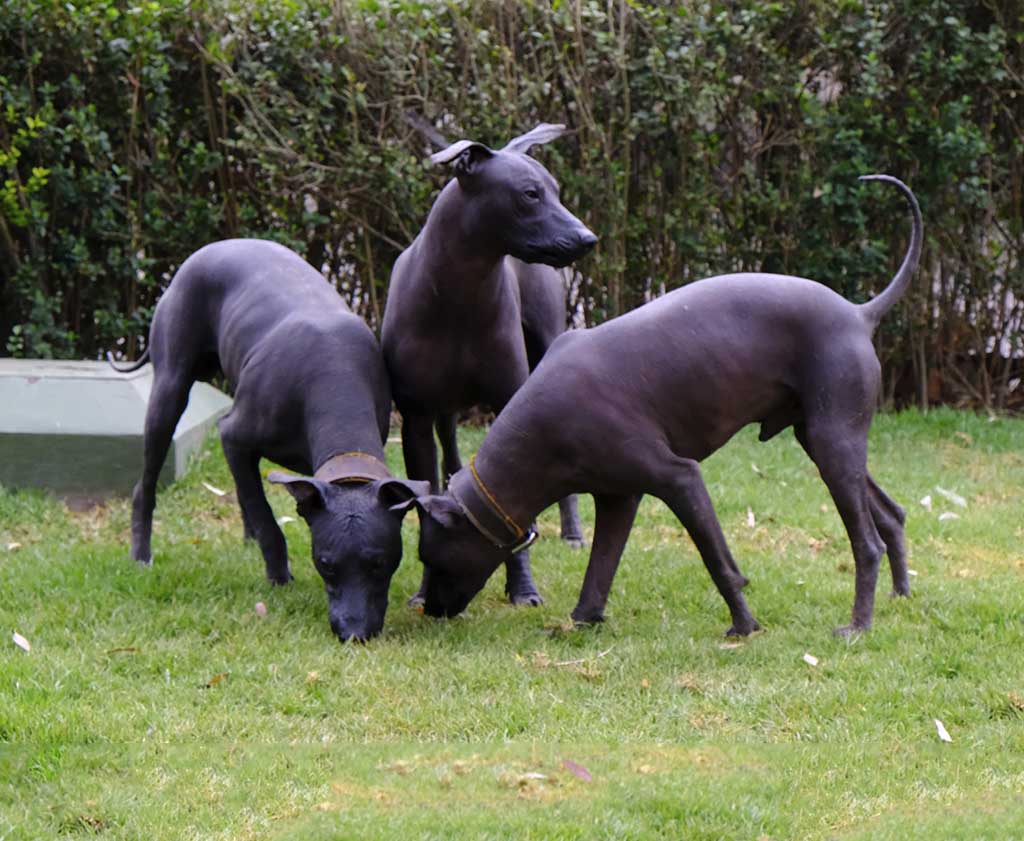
524,188,540,201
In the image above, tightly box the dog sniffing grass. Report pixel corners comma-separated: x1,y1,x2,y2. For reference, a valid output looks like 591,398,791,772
1,409,1023,839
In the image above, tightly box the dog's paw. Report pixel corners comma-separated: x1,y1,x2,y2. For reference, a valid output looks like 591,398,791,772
833,622,868,638
724,618,761,637
267,568,293,586
890,585,911,599
560,535,587,550
508,588,544,607
570,609,605,626
133,556,153,568
407,592,425,608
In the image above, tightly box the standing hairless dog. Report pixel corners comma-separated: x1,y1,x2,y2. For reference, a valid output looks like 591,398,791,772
381,123,598,606
396,175,922,638
110,240,427,641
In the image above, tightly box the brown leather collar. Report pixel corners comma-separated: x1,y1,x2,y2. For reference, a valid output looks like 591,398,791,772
313,451,391,485
448,456,537,553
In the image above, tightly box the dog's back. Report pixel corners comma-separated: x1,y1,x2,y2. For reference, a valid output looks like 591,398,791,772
150,239,363,385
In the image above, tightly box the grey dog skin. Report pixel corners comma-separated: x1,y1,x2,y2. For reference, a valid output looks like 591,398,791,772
381,124,598,606
399,175,922,638
111,240,427,642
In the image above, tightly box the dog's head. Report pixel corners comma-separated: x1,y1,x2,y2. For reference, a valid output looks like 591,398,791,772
391,492,508,619
431,124,598,268
269,473,429,642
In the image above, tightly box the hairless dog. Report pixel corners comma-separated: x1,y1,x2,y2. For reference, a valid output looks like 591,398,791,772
396,175,922,638
381,124,598,606
109,240,427,641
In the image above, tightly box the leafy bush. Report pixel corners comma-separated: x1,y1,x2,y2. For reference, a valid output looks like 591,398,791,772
1,0,1021,408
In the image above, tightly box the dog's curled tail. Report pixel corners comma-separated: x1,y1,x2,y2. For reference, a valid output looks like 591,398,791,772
106,347,151,373
857,174,923,327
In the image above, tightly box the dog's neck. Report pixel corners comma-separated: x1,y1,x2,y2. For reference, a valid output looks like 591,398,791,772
419,181,507,283
464,423,569,539
303,379,388,473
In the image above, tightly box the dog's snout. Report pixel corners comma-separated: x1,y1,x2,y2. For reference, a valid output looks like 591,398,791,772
576,229,598,252
330,612,379,643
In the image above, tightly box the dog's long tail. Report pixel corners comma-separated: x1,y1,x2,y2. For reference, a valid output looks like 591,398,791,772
857,174,923,327
106,347,150,373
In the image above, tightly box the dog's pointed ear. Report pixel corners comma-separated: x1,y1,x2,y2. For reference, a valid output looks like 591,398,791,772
268,471,328,517
390,493,463,529
430,140,494,180
501,123,566,155
374,478,432,518
416,494,463,530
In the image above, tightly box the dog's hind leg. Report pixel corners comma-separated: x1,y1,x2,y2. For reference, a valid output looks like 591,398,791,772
240,502,257,542
868,474,909,597
557,495,585,549
795,423,885,635
522,301,585,548
571,493,641,624
131,372,192,565
218,417,291,584
504,547,544,607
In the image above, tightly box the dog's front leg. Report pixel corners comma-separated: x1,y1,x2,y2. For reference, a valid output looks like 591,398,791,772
400,410,440,493
435,413,462,486
571,493,641,624
402,410,441,606
658,460,760,637
219,423,291,585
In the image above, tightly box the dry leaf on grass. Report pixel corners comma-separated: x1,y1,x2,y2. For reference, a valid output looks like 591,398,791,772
553,646,614,667
746,508,755,528
201,481,227,497
938,511,960,521
204,672,229,688
543,618,577,636
12,631,30,652
919,495,932,511
561,759,592,782
6,542,22,552
719,641,743,650
802,653,819,667
276,516,296,525
934,718,953,743
254,602,268,617
934,486,967,508
105,646,138,655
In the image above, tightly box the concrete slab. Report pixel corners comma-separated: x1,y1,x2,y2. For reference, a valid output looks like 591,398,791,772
0,359,232,503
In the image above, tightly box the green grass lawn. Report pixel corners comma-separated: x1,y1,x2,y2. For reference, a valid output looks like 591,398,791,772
1,409,1023,839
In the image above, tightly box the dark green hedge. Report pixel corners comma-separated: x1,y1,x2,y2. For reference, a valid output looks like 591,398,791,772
1,0,1022,408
